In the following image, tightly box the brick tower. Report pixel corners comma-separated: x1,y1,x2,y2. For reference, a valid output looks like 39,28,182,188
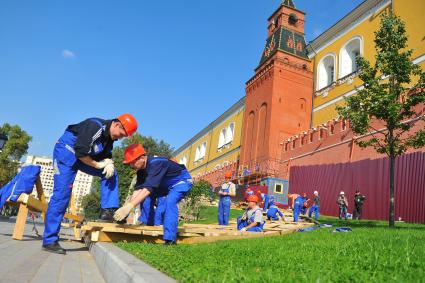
240,0,313,169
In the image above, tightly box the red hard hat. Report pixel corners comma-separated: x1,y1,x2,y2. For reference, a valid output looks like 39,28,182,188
123,144,145,164
224,171,232,179
247,195,259,203
118,113,138,136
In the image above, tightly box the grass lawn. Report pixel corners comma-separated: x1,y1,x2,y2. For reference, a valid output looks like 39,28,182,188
117,207,425,282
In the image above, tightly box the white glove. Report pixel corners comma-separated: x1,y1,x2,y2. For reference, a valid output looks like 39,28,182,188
102,162,115,179
95,158,113,169
240,227,247,232
114,203,135,221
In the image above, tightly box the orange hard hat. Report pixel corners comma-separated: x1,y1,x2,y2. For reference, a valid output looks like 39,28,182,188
224,171,232,179
118,113,138,136
123,144,145,164
247,195,259,203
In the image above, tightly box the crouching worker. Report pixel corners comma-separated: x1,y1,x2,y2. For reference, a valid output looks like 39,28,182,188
237,195,265,232
266,199,284,221
113,144,192,245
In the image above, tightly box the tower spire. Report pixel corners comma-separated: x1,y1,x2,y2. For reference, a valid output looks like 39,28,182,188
282,0,295,8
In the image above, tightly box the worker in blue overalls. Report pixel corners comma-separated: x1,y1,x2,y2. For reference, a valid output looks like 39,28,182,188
293,194,304,222
218,171,236,226
261,192,270,212
237,195,265,232
309,190,320,220
114,144,192,245
300,192,310,215
42,114,138,254
266,197,284,221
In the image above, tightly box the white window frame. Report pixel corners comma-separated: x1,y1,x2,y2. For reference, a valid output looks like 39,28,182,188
317,53,336,90
339,36,363,78
225,122,235,144
218,128,226,149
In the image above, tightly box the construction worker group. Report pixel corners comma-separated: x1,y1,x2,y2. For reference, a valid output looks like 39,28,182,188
42,114,193,254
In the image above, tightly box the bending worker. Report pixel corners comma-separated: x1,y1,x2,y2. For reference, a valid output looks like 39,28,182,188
308,190,320,220
288,193,304,222
266,197,284,221
237,195,265,232
114,144,192,245
42,114,138,254
218,171,236,226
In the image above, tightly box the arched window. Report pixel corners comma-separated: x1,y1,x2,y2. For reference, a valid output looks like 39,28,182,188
179,156,187,166
200,142,207,159
340,36,363,78
218,128,226,148
225,123,235,144
317,53,336,90
195,146,201,161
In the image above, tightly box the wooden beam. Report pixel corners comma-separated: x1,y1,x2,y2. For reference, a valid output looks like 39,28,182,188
12,203,29,240
35,177,47,220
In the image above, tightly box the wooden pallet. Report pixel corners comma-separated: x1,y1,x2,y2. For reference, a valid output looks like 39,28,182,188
81,220,314,245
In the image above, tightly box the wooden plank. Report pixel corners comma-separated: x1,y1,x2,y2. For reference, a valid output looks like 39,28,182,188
91,231,100,242
178,231,281,244
35,177,47,220
12,203,29,240
96,231,164,244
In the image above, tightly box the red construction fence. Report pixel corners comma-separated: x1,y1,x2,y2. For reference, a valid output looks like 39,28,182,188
289,152,425,223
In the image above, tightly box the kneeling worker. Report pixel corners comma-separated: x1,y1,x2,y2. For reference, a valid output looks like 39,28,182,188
114,144,192,245
266,198,284,221
237,195,265,232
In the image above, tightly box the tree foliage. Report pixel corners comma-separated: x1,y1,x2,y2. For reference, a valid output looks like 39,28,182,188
0,123,32,186
180,180,215,221
337,13,425,227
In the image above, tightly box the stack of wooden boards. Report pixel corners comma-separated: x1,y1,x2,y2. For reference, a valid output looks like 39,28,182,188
81,219,315,245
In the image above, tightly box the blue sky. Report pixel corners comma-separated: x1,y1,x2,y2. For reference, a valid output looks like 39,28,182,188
0,0,364,158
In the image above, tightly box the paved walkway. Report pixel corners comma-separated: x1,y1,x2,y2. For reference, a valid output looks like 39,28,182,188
0,218,105,283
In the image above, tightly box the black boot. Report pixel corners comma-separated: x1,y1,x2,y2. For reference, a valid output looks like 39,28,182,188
164,240,177,246
97,208,115,222
42,241,66,255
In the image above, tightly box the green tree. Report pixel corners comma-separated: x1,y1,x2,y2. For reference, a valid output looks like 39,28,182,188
337,13,425,228
181,180,215,221
81,189,101,220
0,123,32,186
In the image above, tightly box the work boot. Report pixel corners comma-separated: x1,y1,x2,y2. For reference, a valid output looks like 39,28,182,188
164,240,177,246
42,241,66,255
97,208,115,222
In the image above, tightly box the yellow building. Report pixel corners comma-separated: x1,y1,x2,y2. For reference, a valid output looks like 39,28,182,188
173,0,425,184
173,97,245,181
309,0,425,126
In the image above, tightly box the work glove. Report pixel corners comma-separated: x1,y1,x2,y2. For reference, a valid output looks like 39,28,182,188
114,203,135,222
102,162,115,179
95,158,114,169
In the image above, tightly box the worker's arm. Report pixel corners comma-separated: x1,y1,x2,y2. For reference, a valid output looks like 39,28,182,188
79,156,104,168
114,188,151,221
129,188,151,206
243,222,258,230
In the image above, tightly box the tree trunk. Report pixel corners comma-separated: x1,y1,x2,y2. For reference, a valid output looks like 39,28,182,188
389,153,395,228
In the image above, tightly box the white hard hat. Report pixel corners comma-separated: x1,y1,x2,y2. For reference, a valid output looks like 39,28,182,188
314,190,318,194
340,191,345,195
